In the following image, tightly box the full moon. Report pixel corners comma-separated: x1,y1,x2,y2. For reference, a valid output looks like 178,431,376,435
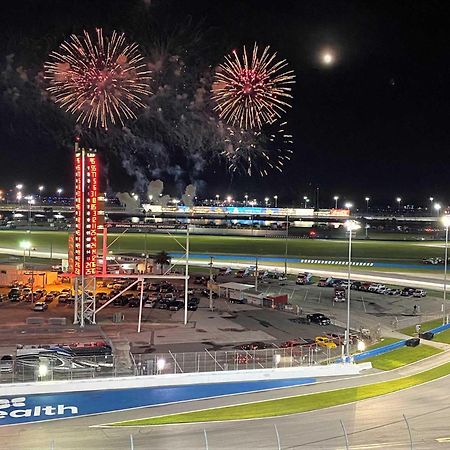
321,51,335,66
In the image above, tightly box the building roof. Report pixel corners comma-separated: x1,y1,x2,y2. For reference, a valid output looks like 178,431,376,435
218,282,254,291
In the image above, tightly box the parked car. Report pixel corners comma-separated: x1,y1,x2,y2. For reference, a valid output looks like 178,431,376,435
187,301,198,311
0,355,13,373
128,298,140,308
234,341,272,350
387,289,402,296
368,284,385,293
280,339,303,348
306,313,331,325
143,299,156,308
113,296,129,306
200,289,218,298
33,302,48,312
401,287,415,297
315,336,337,349
297,272,312,285
168,300,184,311
44,294,55,303
58,294,69,304
8,288,20,300
413,289,427,298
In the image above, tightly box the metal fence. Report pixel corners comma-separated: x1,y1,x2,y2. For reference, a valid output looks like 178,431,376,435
0,343,354,384
132,345,351,376
0,354,117,384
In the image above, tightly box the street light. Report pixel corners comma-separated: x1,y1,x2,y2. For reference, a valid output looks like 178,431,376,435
16,184,23,190
396,197,402,212
264,197,269,206
434,203,442,218
344,220,361,359
333,196,339,209
20,240,32,266
38,185,44,193
365,197,370,213
441,215,450,325
344,202,353,213
429,197,434,216
244,194,248,206
26,196,35,232
274,195,278,208
56,188,63,197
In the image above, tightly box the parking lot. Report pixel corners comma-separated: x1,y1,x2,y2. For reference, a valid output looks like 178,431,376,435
0,267,442,362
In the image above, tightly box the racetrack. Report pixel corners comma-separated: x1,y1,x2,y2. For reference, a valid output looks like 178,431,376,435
2,350,450,449
2,370,450,449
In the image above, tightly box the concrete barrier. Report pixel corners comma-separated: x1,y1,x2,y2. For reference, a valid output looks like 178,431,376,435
26,317,45,325
0,363,372,397
48,318,67,326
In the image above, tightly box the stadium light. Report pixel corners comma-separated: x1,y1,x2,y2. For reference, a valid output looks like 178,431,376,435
344,220,361,360
442,215,450,325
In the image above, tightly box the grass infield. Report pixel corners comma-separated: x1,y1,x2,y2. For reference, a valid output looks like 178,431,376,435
361,343,442,371
111,361,450,426
0,230,447,262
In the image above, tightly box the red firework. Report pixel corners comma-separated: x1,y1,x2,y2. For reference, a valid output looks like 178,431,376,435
212,44,295,130
45,28,151,129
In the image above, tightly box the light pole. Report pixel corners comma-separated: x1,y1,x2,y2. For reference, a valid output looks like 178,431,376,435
284,215,289,276
209,256,214,311
215,194,219,205
429,197,434,216
344,220,361,360
142,203,151,272
365,197,370,213
434,203,442,218
344,202,353,216
26,196,35,232
396,197,402,212
333,196,339,209
244,194,248,206
38,185,44,203
264,197,269,207
274,195,278,208
20,240,32,267
16,184,23,204
442,216,450,325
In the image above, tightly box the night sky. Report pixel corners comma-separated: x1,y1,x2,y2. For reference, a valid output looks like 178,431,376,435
0,0,449,207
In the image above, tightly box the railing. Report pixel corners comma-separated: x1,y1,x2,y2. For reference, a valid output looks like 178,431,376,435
0,344,352,384
132,345,349,376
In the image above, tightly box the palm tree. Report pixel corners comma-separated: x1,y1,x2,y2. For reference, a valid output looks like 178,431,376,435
153,251,171,274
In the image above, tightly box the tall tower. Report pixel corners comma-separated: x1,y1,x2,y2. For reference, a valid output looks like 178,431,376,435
71,142,99,326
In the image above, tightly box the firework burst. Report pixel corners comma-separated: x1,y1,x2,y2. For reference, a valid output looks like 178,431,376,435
212,44,295,130
222,122,293,176
45,28,151,129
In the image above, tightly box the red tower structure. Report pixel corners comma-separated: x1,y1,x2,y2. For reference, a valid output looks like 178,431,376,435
71,142,99,326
